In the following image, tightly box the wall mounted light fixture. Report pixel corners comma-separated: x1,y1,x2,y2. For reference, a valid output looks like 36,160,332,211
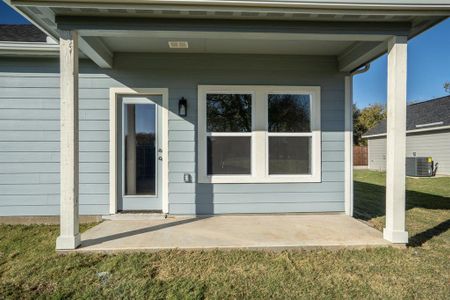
178,97,187,117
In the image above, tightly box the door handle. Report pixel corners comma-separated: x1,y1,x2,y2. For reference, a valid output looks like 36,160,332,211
158,156,163,161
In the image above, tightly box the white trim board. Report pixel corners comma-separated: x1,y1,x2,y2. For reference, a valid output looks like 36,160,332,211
363,124,450,139
197,85,321,184
344,76,353,217
13,1,450,12
109,87,169,214
0,41,59,56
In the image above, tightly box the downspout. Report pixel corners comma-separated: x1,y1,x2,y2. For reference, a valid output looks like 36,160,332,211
350,63,371,76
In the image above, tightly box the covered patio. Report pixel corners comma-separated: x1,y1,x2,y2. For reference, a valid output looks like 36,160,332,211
9,0,448,251
54,18,410,250
76,214,390,252
56,14,410,250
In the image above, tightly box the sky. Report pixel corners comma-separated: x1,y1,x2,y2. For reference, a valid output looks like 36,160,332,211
1,2,449,108
353,18,450,108
0,2,29,24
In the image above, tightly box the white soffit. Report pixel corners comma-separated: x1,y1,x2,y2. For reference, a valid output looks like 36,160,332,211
48,6,432,21
102,35,354,55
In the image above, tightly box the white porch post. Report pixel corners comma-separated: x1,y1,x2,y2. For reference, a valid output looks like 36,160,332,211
344,76,353,216
383,35,408,244
56,30,80,250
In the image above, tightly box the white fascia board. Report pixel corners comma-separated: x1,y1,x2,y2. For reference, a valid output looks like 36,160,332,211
11,1,450,13
5,1,58,40
6,2,112,67
0,41,59,56
363,124,450,139
362,133,388,139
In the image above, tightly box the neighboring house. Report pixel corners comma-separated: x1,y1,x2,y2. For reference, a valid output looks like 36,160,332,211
0,24,47,42
0,0,449,249
0,24,58,55
363,96,450,175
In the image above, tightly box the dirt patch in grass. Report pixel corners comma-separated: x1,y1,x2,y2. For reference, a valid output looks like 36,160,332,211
0,170,449,299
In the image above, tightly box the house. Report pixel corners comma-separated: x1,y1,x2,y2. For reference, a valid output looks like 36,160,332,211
0,24,47,43
0,0,449,250
0,24,58,55
364,96,450,175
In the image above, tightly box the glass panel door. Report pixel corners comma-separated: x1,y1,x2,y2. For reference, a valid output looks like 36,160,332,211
119,96,162,211
124,103,156,195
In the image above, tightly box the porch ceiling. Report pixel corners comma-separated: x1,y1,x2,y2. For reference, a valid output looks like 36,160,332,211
9,1,449,71
55,16,405,70
101,34,353,55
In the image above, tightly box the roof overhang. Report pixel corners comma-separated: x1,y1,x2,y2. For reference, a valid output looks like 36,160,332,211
4,0,450,69
0,41,59,56
363,125,450,139
9,1,450,12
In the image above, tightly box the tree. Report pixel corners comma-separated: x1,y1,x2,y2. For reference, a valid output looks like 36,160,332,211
353,104,363,146
353,104,386,146
444,82,450,94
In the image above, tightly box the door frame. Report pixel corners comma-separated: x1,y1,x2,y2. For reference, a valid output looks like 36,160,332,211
109,88,169,214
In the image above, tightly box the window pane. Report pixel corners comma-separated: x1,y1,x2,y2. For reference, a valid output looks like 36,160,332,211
207,93,252,132
124,104,156,195
269,136,311,175
207,136,251,175
268,94,311,132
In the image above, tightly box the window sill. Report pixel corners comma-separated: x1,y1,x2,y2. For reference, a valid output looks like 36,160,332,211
198,175,322,184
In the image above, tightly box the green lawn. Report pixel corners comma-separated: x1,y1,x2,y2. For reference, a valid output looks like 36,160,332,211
1,170,449,299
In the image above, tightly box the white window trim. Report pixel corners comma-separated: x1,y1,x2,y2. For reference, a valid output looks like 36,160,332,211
198,85,321,184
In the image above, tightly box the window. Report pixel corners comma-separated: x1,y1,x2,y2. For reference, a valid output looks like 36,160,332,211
198,86,321,183
269,136,311,175
268,94,310,132
268,94,312,175
206,93,252,175
207,136,251,175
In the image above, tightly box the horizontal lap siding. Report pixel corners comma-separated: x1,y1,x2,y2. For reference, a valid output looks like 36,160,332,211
368,130,450,175
406,131,450,175
0,58,111,215
1,54,346,216
368,138,387,171
113,54,347,215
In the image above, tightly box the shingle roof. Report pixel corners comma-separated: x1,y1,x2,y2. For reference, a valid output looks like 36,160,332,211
364,95,450,137
0,25,47,42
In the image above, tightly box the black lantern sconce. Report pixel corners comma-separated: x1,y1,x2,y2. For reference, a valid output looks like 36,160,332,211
178,97,187,117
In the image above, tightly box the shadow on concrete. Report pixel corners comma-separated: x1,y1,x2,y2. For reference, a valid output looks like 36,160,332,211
81,216,210,247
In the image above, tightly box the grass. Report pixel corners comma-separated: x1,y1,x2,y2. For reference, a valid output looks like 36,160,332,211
0,170,449,299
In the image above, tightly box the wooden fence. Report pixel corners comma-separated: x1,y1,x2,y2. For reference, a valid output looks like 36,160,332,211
353,146,368,166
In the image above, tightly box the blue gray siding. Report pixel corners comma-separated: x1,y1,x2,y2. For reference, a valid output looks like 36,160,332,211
368,130,450,175
0,58,110,215
0,54,346,216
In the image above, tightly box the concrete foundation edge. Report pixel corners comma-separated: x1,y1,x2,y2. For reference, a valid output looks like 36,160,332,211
0,215,102,225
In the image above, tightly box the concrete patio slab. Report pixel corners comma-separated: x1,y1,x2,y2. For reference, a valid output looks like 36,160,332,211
75,214,391,252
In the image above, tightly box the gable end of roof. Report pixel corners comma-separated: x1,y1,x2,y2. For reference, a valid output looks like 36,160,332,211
364,95,450,137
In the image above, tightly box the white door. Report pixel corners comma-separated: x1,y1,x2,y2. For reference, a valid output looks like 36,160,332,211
118,95,163,211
